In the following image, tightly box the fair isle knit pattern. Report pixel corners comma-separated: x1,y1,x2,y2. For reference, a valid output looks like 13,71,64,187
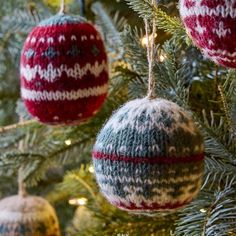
20,14,108,125
180,0,236,68
92,98,204,213
0,195,60,236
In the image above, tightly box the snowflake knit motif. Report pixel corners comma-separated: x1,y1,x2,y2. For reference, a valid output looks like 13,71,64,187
180,0,236,68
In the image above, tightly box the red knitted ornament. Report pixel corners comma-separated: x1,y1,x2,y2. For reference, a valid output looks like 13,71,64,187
20,14,109,125
180,0,236,68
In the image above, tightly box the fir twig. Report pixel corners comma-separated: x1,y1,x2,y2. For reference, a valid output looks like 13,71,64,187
0,120,36,133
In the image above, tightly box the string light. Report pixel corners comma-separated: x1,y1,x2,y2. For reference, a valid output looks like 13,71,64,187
88,165,94,173
68,197,87,206
159,52,167,62
141,33,157,47
200,208,207,213
65,139,72,145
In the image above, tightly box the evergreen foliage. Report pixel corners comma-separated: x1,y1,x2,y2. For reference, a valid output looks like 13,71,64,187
0,0,235,235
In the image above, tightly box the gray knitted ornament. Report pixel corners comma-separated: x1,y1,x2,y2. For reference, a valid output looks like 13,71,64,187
92,98,204,213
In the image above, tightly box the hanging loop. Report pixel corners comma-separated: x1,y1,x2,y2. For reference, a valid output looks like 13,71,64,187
18,180,27,197
59,0,66,14
17,116,28,198
145,0,157,100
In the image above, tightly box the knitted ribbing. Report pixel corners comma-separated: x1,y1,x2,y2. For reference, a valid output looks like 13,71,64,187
20,14,108,125
0,195,60,236
180,0,236,68
93,98,204,213
39,14,85,26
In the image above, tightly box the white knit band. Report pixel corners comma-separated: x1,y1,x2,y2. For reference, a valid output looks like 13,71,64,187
21,84,108,101
21,60,108,82
180,1,236,18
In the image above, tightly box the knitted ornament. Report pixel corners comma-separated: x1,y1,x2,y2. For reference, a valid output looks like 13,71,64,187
0,194,60,236
179,0,236,68
20,14,108,125
92,98,204,213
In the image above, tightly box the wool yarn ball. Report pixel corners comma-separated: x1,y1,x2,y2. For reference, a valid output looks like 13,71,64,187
92,98,204,213
0,195,60,235
20,14,109,125
179,0,236,68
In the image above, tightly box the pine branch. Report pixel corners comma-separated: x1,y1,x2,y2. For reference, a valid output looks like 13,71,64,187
47,166,98,204
125,0,186,39
0,120,35,133
92,2,125,62
176,177,236,236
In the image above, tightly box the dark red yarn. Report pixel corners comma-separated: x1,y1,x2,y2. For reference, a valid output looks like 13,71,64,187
25,95,107,125
92,151,204,164
116,198,193,211
20,19,108,125
180,0,236,68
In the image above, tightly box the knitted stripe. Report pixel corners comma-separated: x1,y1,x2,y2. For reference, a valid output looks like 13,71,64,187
101,184,202,212
25,33,102,45
93,151,204,164
116,199,192,211
180,2,236,18
94,160,203,200
21,61,108,82
21,70,108,94
39,14,86,26
21,84,108,101
96,174,202,188
94,159,203,176
95,165,203,197
0,210,55,221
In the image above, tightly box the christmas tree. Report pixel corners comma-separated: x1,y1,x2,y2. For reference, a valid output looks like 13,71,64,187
0,0,236,235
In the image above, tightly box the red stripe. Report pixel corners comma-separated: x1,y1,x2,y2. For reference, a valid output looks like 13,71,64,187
115,199,192,211
92,151,204,164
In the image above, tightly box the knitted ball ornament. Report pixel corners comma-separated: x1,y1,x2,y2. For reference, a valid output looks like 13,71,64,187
179,0,236,68
0,195,60,235
92,98,204,213
20,14,108,125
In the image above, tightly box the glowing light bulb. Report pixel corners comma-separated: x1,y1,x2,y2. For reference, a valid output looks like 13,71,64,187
65,139,72,145
141,33,157,47
68,197,87,206
159,53,167,62
77,198,87,206
200,208,207,213
68,199,77,205
88,165,94,173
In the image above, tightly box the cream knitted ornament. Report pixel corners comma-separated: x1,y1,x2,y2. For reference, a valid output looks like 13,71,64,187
92,98,204,213
0,194,60,236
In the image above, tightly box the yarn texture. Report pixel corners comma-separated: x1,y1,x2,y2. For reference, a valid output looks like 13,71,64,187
92,98,204,213
180,0,236,68
20,14,109,125
0,195,60,235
